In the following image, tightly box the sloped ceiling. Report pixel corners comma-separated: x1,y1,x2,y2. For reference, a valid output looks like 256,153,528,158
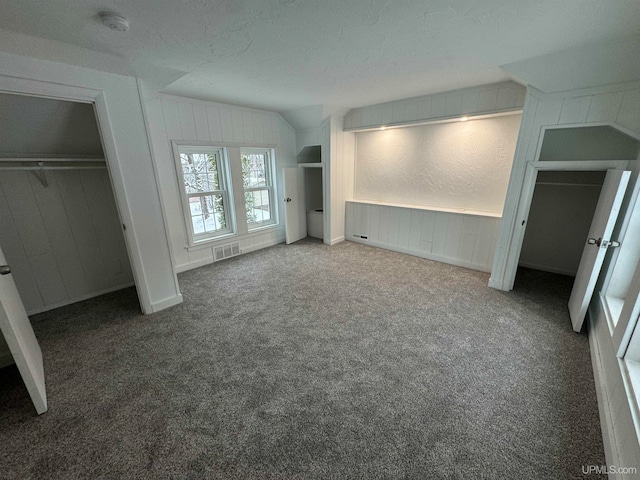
0,93,103,156
0,0,639,118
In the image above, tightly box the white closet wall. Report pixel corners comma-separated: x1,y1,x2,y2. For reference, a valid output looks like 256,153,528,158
0,94,133,316
0,170,133,315
519,171,605,276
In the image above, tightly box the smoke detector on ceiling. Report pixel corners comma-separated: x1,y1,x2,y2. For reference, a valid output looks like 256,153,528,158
98,11,130,32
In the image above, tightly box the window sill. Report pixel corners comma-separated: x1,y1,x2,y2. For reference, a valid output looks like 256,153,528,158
185,224,282,252
248,222,278,234
602,293,625,335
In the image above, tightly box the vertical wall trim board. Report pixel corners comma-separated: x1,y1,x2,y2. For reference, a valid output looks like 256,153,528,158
137,82,182,302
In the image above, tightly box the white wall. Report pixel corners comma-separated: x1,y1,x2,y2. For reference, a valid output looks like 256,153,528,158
143,93,297,272
344,81,525,131
343,83,524,271
296,127,323,154
0,50,182,315
347,201,500,272
323,116,356,245
0,93,103,156
519,172,604,276
355,115,521,215
304,168,323,211
0,170,133,315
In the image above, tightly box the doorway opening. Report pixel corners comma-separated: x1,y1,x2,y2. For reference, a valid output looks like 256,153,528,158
284,144,328,245
303,166,324,241
508,124,640,330
0,92,137,367
517,170,605,278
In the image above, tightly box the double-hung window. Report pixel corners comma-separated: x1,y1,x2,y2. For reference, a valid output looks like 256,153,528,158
241,148,276,229
175,145,234,244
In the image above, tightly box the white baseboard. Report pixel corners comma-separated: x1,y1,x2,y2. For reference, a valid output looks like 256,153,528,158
518,261,576,277
175,236,285,274
242,237,285,254
347,236,491,273
175,257,214,273
329,236,345,246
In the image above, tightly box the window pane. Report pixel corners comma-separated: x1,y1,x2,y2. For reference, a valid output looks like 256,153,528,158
189,197,201,215
181,152,221,193
190,194,227,234
178,146,233,242
246,189,271,224
242,152,267,188
191,214,206,235
207,172,220,191
183,174,198,193
191,153,210,173
181,153,208,174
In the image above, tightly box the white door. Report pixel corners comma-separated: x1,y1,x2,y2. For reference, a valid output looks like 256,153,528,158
0,246,47,414
568,169,631,332
283,167,307,244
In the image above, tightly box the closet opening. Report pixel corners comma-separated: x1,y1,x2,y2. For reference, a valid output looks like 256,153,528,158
509,124,640,330
0,92,137,367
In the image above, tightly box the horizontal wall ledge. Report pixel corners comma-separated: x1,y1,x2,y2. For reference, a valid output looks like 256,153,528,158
344,109,522,132
344,81,526,131
348,199,502,218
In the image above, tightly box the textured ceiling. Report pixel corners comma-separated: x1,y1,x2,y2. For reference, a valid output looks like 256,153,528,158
1,0,639,114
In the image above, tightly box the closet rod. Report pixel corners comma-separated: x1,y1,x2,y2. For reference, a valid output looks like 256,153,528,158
0,166,107,171
0,157,105,163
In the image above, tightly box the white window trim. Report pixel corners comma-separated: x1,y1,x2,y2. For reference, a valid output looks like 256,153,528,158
596,183,640,447
172,142,236,247
599,172,640,338
241,147,277,231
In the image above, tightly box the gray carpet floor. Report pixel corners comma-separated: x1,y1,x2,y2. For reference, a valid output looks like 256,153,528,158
0,238,605,479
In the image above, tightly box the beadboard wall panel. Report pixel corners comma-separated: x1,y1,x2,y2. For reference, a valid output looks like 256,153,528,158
296,127,323,154
344,81,525,131
346,201,500,272
325,117,356,244
145,94,297,272
0,169,133,315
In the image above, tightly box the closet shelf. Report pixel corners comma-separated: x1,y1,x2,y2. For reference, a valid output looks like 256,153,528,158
0,156,108,187
0,156,107,171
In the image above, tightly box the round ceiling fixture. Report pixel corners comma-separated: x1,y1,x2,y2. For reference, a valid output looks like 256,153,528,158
98,11,130,32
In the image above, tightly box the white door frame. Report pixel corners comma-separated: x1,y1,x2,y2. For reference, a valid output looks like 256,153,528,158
499,159,630,292
0,75,150,312
298,163,327,243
